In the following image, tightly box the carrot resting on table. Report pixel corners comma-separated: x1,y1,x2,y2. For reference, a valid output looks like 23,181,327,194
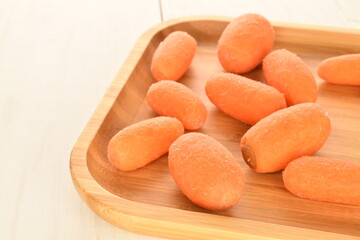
283,156,360,206
217,13,275,73
240,103,331,173
205,73,286,125
108,117,184,171
146,80,207,130
317,53,360,86
263,49,317,106
168,133,244,210
151,31,197,81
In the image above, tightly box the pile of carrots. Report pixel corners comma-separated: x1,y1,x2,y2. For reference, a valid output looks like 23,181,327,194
107,13,360,210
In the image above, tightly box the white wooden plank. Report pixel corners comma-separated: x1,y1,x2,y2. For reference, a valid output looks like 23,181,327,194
0,0,162,239
335,0,360,27
161,0,360,28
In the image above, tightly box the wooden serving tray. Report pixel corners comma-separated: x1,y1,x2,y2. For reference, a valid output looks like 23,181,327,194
70,16,360,239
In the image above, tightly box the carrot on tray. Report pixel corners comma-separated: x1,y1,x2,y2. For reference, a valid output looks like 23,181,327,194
151,31,197,81
217,13,275,74
146,80,207,130
317,53,360,86
107,117,184,171
168,133,244,210
283,156,360,206
263,49,317,106
205,73,286,125
240,103,331,173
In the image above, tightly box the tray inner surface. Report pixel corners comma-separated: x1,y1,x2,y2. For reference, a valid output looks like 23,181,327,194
87,21,360,236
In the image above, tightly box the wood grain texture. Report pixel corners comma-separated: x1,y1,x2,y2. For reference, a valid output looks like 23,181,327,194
0,0,161,240
70,16,360,240
161,0,360,29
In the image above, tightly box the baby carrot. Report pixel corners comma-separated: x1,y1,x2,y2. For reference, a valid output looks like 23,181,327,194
108,117,184,171
240,103,331,173
169,133,244,210
205,73,286,125
263,49,317,106
283,156,360,205
317,53,360,85
151,31,197,81
146,80,207,130
217,13,275,73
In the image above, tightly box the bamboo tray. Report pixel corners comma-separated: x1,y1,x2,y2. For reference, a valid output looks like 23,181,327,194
70,16,360,239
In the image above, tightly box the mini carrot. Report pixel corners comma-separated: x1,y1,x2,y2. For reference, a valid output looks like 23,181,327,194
217,13,275,73
146,80,207,130
151,31,197,81
317,53,360,85
168,133,244,210
263,49,317,106
107,117,184,171
283,156,360,205
205,73,286,125
240,103,331,173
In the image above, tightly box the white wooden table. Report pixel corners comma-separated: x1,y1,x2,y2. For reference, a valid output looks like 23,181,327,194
1,0,359,239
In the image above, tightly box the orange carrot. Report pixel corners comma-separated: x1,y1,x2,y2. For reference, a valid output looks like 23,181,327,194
317,54,360,85
263,49,317,106
151,31,197,81
108,117,184,171
205,73,286,125
168,133,244,210
283,156,360,205
146,80,207,130
217,13,275,73
240,103,331,173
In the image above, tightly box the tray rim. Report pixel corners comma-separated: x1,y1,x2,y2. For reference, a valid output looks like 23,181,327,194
69,15,360,240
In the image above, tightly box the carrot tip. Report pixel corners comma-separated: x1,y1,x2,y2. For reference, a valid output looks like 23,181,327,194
241,144,256,169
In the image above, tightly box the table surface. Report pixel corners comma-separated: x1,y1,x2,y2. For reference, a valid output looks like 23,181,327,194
1,0,359,239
